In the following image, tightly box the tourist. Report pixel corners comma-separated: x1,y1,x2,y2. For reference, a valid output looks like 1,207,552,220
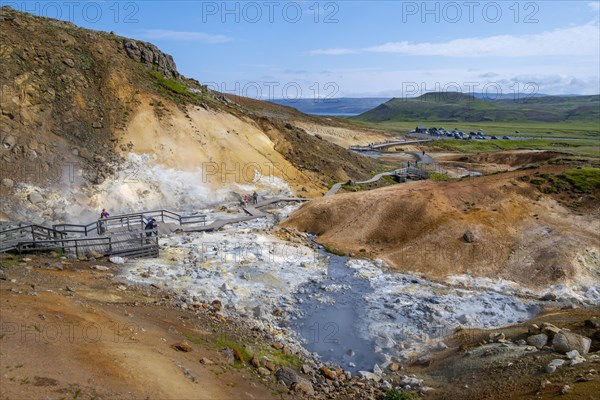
252,191,258,204
145,218,158,237
243,194,249,205
99,208,109,234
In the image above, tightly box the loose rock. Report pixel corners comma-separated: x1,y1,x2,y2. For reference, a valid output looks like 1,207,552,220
171,340,193,352
527,333,548,349
552,331,591,355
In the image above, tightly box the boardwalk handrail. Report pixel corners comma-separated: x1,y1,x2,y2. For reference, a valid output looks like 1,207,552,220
0,224,68,237
52,209,207,236
15,229,159,258
1,224,68,252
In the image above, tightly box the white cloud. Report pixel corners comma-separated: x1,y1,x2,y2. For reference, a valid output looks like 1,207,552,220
310,21,600,58
139,29,231,43
309,48,358,55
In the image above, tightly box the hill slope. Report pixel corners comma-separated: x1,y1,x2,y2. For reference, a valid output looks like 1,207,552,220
282,167,600,288
354,92,600,124
0,7,384,223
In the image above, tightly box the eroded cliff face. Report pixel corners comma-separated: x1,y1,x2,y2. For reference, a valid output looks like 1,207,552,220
0,7,382,223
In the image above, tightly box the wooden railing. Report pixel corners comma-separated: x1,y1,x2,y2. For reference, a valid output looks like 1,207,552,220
0,225,68,252
14,230,159,259
52,209,207,236
1,208,206,257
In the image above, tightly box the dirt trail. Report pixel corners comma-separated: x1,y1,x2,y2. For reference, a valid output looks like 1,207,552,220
0,257,293,399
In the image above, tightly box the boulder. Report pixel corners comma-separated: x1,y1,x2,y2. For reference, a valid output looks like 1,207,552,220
373,364,383,376
545,359,564,373
257,367,270,376
271,342,284,350
566,350,580,359
319,366,337,380
570,355,586,366
1,178,14,188
400,376,423,387
109,256,125,264
358,371,381,382
541,323,561,338
28,191,44,204
463,230,475,243
2,135,16,150
264,361,277,372
301,364,313,374
171,340,193,352
62,58,75,67
552,331,591,355
526,333,548,349
274,366,300,387
211,299,222,311
292,379,315,395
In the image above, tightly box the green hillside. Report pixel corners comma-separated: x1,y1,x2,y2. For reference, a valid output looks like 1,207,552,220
354,93,600,124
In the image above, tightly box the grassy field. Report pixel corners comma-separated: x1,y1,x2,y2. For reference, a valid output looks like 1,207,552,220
348,119,599,139
423,137,600,158
344,117,599,158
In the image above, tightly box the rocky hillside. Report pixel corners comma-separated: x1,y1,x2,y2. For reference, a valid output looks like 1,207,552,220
0,7,384,223
282,165,600,288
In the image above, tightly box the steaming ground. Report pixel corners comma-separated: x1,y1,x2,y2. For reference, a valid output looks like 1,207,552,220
124,202,598,373
8,153,294,224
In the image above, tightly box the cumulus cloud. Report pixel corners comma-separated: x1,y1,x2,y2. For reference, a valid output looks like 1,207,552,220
310,21,600,57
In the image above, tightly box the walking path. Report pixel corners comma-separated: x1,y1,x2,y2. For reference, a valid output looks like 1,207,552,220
349,139,432,151
2,152,436,256
184,197,308,233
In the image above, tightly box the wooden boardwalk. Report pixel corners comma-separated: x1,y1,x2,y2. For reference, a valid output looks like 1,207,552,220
0,208,207,258
184,197,308,233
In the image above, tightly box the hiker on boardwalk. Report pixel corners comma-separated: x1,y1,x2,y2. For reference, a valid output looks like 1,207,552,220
99,208,109,234
145,218,158,237
243,194,249,205
252,191,258,205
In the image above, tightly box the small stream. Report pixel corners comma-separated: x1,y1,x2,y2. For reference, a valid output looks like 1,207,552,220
290,252,379,373
124,209,598,377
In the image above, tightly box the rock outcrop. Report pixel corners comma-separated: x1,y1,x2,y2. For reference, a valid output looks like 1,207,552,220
123,39,179,79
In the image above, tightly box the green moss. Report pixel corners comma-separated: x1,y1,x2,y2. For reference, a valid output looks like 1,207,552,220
561,168,600,193
429,172,451,181
383,388,415,400
148,70,201,103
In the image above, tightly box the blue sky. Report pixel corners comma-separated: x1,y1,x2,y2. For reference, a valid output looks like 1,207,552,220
7,1,600,98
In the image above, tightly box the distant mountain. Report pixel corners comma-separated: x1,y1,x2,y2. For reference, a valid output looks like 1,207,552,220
354,92,600,124
270,97,391,115
471,92,549,100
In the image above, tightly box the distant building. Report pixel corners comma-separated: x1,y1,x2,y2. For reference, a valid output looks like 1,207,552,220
415,126,428,133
